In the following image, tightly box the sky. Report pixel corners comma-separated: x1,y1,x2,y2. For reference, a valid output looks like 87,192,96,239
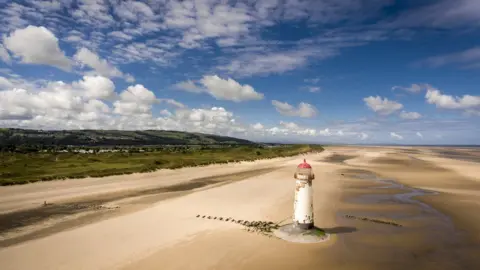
0,0,479,145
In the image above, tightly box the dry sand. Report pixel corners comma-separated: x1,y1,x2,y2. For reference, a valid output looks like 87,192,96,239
0,147,479,270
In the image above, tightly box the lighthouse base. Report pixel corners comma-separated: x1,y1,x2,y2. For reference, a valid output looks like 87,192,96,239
273,223,330,244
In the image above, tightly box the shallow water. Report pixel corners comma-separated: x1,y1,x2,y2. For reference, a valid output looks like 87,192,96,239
334,171,477,269
348,173,442,214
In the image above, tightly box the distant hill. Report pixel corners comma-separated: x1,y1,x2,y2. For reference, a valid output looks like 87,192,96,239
0,128,256,147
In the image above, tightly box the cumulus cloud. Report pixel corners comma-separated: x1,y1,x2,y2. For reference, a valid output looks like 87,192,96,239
425,88,480,110
73,75,115,100
264,121,318,137
251,123,264,130
113,84,157,116
74,47,134,82
400,111,422,120
199,75,264,102
0,77,111,122
280,121,300,130
3,25,72,71
5,75,470,143
392,84,425,93
364,96,403,115
175,75,264,102
272,100,318,118
0,74,189,132
390,132,403,140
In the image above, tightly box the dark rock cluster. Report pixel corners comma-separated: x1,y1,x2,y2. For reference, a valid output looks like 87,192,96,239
196,215,280,236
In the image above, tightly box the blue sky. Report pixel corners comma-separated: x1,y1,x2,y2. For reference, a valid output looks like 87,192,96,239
0,0,479,145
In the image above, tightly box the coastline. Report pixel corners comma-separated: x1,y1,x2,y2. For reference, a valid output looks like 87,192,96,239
0,147,479,269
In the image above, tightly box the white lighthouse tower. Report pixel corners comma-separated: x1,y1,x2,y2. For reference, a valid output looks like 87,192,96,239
273,159,328,243
293,159,315,229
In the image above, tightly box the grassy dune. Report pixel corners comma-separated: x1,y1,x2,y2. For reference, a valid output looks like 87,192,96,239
0,145,323,186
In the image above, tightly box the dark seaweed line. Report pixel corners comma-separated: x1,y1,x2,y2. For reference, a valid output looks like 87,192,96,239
344,214,403,227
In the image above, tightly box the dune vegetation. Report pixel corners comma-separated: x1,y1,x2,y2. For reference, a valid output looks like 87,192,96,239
0,144,324,186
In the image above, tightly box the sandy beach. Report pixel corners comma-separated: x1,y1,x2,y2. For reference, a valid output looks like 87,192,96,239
0,147,479,270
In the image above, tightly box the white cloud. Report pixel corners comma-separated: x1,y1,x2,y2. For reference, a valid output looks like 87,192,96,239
175,75,264,102
306,86,321,93
199,75,264,102
2,75,477,143
108,31,134,41
263,121,318,137
0,76,14,90
251,123,264,130
218,48,336,77
175,107,233,124
113,84,157,116
359,132,369,140
3,25,72,71
280,121,300,130
160,109,172,117
0,75,235,135
0,78,111,122
72,0,115,28
400,111,422,120
272,100,318,118
364,96,403,115
174,80,203,93
390,132,403,140
419,47,480,68
318,128,331,136
416,132,423,138
114,0,155,22
266,127,289,136
391,0,480,29
73,75,115,100
164,0,253,48
392,84,425,93
74,48,134,82
0,45,11,64
425,87,480,115
110,41,177,66
304,77,320,84
30,0,63,11
158,98,186,109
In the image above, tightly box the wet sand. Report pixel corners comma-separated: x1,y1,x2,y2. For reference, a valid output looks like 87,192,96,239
1,147,480,269
0,167,278,247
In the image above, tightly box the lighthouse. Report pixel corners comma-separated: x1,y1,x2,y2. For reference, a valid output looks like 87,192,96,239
293,159,315,229
273,159,328,243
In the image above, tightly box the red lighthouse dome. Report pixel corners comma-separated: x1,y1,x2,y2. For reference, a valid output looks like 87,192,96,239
297,159,312,169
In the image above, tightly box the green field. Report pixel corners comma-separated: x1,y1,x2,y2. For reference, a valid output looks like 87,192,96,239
0,145,324,186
